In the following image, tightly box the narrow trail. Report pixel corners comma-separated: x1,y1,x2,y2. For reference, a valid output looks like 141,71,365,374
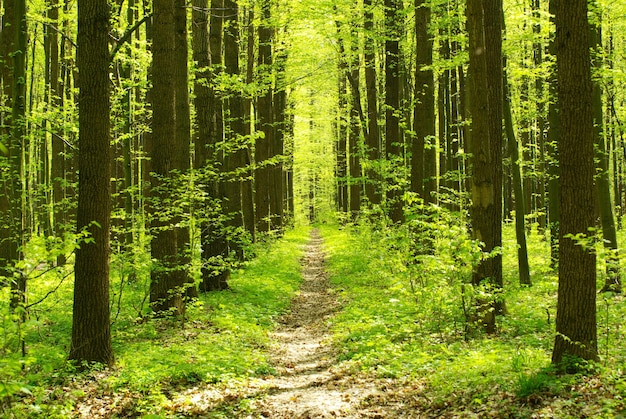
245,228,378,418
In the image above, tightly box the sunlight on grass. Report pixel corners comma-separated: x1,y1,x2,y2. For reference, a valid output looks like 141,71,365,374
320,220,626,417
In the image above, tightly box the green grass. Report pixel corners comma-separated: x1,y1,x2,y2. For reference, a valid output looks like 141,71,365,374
1,226,311,417
319,219,626,417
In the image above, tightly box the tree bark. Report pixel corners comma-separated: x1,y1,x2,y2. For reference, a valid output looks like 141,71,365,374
363,0,381,205
69,0,114,365
149,0,186,313
552,0,599,365
412,0,435,202
467,0,504,333
384,0,404,223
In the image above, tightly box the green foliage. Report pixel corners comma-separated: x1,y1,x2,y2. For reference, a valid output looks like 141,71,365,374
319,216,626,416
0,227,310,416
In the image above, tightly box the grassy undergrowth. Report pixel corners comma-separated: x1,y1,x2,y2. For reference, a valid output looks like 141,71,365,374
320,218,626,417
1,226,311,418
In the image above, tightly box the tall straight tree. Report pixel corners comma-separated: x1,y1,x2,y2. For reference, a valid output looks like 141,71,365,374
552,0,599,364
224,0,251,258
149,0,186,313
174,0,196,298
384,0,403,223
2,0,27,311
590,14,621,293
69,0,114,365
466,0,504,333
363,0,381,205
255,0,274,232
412,0,435,201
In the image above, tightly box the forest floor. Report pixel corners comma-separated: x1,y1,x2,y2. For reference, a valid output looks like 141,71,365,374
239,228,384,418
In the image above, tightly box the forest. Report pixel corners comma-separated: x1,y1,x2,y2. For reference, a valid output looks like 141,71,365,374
1,0,626,416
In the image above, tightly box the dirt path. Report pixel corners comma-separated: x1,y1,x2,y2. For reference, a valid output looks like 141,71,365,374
245,228,378,418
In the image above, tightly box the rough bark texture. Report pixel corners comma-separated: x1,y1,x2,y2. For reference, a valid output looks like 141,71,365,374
467,0,504,333
412,0,434,201
384,0,404,223
173,0,196,298
149,0,186,313
0,0,16,283
69,0,113,365
255,0,274,233
363,0,381,205
552,0,599,365
8,0,27,311
223,0,247,259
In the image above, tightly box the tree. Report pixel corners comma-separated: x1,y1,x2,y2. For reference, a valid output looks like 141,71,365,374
384,0,404,223
412,0,435,201
4,0,28,312
69,0,114,365
174,0,196,298
551,0,599,365
149,0,187,313
590,11,621,293
256,0,275,233
363,0,381,206
466,0,504,333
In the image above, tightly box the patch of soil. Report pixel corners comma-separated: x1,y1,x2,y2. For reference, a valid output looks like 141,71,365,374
244,228,379,418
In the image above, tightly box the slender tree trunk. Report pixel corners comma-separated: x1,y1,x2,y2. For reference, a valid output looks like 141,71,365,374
552,0,599,365
242,7,256,239
590,17,621,293
502,16,531,286
547,0,560,270
69,0,114,365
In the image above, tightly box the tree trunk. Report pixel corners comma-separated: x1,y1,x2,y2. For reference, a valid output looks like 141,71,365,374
149,0,186,313
255,0,274,233
467,0,504,333
8,0,27,312
502,16,532,286
363,0,381,205
552,0,599,365
547,0,560,270
223,0,248,259
590,18,621,293
412,0,434,202
174,0,196,298
384,0,403,223
69,0,114,365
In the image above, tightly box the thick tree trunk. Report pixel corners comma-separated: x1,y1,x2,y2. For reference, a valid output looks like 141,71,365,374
552,0,599,365
174,0,196,298
384,0,404,223
69,0,114,365
223,0,248,259
255,0,274,233
412,0,435,202
8,0,27,312
467,0,504,333
149,0,186,313
363,0,381,205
